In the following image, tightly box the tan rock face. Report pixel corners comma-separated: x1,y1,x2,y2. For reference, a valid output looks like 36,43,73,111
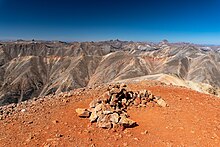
75,108,91,118
119,116,137,127
89,99,102,108
156,98,168,107
110,113,120,124
76,84,168,129
97,122,112,129
89,109,98,122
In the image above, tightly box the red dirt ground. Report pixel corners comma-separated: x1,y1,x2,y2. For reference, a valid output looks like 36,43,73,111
0,81,220,147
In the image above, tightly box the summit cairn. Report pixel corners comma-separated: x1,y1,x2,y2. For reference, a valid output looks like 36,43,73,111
76,84,168,129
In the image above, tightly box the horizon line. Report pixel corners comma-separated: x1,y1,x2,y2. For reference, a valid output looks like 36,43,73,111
0,38,220,46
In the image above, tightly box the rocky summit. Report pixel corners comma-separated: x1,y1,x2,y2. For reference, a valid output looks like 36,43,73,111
0,81,219,146
76,84,168,129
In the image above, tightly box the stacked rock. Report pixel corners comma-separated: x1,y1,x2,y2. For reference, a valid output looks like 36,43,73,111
76,84,168,129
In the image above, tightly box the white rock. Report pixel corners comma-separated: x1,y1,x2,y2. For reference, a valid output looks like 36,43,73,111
21,109,26,112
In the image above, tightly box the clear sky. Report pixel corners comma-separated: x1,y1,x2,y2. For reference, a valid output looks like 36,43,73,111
0,0,220,44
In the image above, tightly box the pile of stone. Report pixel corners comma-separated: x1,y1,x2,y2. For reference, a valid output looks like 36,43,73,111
76,84,168,129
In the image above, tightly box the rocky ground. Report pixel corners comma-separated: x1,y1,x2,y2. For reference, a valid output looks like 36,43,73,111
0,80,220,146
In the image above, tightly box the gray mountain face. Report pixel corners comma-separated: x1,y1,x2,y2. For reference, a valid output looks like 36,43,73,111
0,40,220,105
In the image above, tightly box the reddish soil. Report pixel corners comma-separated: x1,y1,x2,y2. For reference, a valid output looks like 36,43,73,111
0,81,220,147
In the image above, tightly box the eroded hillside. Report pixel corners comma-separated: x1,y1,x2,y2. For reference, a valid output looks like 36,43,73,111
0,40,220,105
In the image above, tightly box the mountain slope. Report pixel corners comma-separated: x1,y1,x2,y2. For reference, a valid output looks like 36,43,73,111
0,40,220,105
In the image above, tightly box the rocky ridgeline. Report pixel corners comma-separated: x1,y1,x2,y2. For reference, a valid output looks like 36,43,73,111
76,84,168,129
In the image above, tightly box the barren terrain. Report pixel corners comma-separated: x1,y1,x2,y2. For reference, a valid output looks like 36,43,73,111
1,40,220,105
0,81,219,146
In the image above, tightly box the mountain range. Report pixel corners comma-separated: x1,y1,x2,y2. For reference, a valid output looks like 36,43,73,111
0,40,220,105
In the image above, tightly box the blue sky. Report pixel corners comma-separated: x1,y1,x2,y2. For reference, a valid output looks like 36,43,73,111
0,0,220,44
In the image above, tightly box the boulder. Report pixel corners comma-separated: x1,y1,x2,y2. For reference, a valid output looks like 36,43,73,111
94,103,103,112
100,103,112,111
134,97,141,106
122,98,127,104
122,98,127,107
110,113,120,124
110,94,118,106
141,99,147,105
126,91,133,99
139,90,147,98
103,110,112,115
89,99,101,108
100,91,111,102
97,112,105,122
99,114,111,122
156,98,168,107
75,108,91,118
120,83,127,90
97,122,112,129
119,116,136,127
148,94,154,100
109,101,116,107
110,87,120,94
89,110,98,122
